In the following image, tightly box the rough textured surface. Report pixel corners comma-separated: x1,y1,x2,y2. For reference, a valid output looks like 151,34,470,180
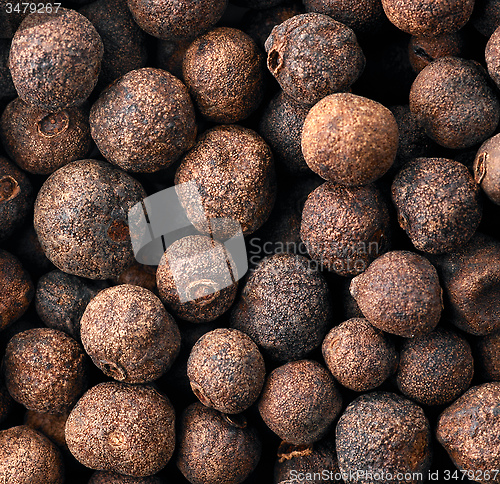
322,318,398,392
264,13,365,105
397,328,474,405
437,383,500,483
89,472,166,483
300,182,391,277
409,57,500,149
350,251,442,338
392,158,482,254
34,159,146,279
176,402,262,484
408,33,465,73
302,93,398,185
258,359,342,445
80,284,181,383
1,98,91,175
187,328,265,414
472,0,500,36
0,426,64,484
4,328,87,414
474,133,500,205
25,410,69,450
487,26,500,89
65,382,175,477
336,392,432,484
90,68,196,172
231,254,332,361
9,8,103,112
183,28,264,123
475,330,500,381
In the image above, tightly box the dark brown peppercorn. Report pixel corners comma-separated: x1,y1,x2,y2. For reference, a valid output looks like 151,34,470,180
187,328,265,414
176,402,262,484
0,425,64,484
302,93,398,185
322,318,398,392
336,392,432,484
156,38,191,80
89,472,167,483
25,410,69,450
90,68,197,172
408,33,465,73
265,13,365,105
80,284,181,383
258,359,342,445
4,328,87,414
409,57,500,149
1,98,91,175
350,251,442,338
182,27,264,123
300,182,391,277
392,158,482,254
9,9,104,112
474,133,500,205
475,330,500,381
34,159,146,279
231,253,332,361
472,0,500,36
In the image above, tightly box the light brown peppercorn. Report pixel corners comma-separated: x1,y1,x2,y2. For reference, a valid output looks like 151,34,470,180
80,284,181,383
65,382,175,477
89,472,167,483
258,359,342,445
475,330,500,381
350,251,442,338
474,133,500,205
302,93,398,185
90,68,197,172
183,27,264,123
408,33,465,73
4,328,88,414
25,410,69,450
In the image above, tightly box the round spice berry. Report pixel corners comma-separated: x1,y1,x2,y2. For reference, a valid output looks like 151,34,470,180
475,330,500,381
474,133,500,205
408,33,465,73
25,410,69,451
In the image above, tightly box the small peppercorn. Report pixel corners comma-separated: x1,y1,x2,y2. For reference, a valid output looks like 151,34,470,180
0,40,16,101
4,328,87,414
66,382,175,477
80,284,181,383
231,253,332,361
176,402,262,484
474,133,500,205
350,251,442,338
25,410,69,450
265,13,365,105
300,182,391,277
475,329,500,381
392,158,482,254
0,426,64,484
34,159,146,279
9,9,103,112
322,318,398,392
336,392,432,484
302,93,398,185
258,359,342,445
90,68,196,172
182,27,264,123
472,0,500,36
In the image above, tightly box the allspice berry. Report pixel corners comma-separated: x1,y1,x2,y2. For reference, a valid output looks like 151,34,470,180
302,93,398,185
34,159,146,279
89,472,166,483
25,410,69,450
472,0,500,37
9,9,103,112
258,359,342,445
265,13,365,105
350,251,442,338
231,253,332,361
90,68,196,172
475,330,500,381
408,33,465,73
4,328,87,414
66,382,175,477
177,402,262,484
0,426,64,484
182,28,264,123
392,158,482,254
80,284,181,383
474,132,500,205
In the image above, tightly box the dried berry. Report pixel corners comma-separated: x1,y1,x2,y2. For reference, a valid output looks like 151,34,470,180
4,328,87,414
301,93,398,185
392,158,482,254
176,402,262,484
90,68,196,172
322,318,398,392
115,260,157,293
300,182,391,277
80,284,181,383
258,359,342,445
231,253,332,361
350,251,442,338
265,13,365,105
474,133,500,205
65,382,175,477
408,33,465,73
9,9,103,112
25,410,69,450
182,27,264,123
89,471,166,484
472,0,500,36
34,159,146,279
475,329,500,381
